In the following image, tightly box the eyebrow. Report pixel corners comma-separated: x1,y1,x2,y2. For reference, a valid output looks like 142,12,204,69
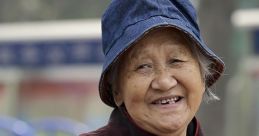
127,45,152,61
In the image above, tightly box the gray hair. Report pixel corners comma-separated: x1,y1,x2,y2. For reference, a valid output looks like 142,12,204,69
191,43,220,102
182,31,220,102
107,33,220,102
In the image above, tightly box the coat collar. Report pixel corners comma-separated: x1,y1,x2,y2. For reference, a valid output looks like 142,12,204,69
80,106,203,136
109,106,203,136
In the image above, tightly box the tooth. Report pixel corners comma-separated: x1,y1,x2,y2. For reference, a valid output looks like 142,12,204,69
154,97,182,105
173,97,178,101
169,100,175,104
162,100,166,103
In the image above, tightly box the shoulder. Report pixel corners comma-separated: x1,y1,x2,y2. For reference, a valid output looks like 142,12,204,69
79,126,110,136
79,124,126,136
80,108,131,136
79,123,128,136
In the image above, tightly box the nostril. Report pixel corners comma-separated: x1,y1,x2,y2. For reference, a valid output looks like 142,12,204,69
151,75,177,91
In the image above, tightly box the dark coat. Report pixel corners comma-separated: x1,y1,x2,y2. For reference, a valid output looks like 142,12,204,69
80,106,203,136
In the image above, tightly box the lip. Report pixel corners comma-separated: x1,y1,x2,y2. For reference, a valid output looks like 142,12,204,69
150,95,184,103
149,95,185,110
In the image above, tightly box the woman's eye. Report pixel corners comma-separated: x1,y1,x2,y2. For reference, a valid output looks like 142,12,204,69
135,64,153,74
136,64,152,70
169,59,184,64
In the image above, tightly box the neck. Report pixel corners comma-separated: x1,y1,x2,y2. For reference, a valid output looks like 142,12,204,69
143,123,187,136
118,105,189,136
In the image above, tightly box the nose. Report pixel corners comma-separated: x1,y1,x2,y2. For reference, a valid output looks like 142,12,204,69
151,69,177,91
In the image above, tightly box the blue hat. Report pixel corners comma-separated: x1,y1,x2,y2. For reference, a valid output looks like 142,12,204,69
100,0,225,107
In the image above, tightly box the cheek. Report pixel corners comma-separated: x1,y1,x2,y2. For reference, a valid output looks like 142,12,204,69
185,64,205,91
179,65,205,107
124,84,140,103
121,75,150,107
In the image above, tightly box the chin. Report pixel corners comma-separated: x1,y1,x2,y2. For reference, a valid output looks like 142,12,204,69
155,114,188,133
161,120,184,130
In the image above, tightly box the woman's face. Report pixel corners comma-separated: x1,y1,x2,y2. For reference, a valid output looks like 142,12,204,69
115,28,205,136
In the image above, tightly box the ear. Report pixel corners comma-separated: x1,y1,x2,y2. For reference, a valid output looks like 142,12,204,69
113,90,123,107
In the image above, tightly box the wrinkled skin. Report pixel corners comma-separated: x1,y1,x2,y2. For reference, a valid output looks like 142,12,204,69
114,28,205,136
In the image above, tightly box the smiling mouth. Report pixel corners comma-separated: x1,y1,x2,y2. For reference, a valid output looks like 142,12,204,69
151,96,184,105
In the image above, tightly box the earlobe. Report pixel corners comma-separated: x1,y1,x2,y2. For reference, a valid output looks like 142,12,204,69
113,91,123,107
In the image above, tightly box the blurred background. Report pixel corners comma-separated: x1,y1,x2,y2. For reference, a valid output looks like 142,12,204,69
0,0,258,136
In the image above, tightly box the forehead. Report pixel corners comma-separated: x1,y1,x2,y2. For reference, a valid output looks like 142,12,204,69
126,27,193,58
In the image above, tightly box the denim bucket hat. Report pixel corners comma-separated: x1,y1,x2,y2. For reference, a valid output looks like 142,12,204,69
100,0,225,107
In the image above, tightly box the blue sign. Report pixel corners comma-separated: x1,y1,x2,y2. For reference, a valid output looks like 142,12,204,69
253,29,259,55
0,39,104,67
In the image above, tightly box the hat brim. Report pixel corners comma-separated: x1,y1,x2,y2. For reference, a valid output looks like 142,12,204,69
99,16,225,107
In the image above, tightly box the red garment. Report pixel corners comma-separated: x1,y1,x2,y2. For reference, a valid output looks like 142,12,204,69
80,107,203,136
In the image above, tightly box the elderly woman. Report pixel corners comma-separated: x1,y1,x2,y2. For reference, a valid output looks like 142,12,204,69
81,0,224,136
